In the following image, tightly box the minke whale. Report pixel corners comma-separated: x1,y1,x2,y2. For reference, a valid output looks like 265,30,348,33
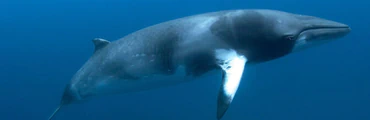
48,9,350,120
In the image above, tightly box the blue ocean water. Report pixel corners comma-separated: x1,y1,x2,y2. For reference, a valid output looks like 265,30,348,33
1,0,369,120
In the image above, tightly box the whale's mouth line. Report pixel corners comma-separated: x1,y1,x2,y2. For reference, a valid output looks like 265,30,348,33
296,26,351,41
297,26,351,39
300,26,351,33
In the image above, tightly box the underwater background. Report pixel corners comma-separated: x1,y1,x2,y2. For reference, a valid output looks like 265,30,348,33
1,0,369,119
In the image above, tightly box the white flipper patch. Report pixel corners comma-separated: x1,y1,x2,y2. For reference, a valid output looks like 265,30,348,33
215,49,247,120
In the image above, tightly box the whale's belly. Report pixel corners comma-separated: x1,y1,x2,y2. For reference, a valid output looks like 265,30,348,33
85,66,219,97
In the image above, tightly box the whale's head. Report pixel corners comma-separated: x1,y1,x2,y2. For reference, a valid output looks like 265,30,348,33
229,9,351,62
262,10,351,52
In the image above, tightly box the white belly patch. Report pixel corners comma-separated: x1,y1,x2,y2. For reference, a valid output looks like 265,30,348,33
89,66,218,96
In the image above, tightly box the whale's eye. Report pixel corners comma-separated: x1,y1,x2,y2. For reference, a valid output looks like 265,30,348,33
284,35,295,41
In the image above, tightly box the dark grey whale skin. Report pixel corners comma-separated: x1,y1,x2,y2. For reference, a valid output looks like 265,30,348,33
49,9,350,120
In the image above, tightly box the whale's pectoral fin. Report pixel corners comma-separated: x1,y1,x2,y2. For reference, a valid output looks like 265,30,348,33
215,49,247,120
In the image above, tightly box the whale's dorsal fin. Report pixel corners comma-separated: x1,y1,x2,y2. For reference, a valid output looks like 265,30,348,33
92,38,110,52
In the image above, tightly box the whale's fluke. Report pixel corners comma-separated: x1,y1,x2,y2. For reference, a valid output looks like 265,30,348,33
48,105,62,120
